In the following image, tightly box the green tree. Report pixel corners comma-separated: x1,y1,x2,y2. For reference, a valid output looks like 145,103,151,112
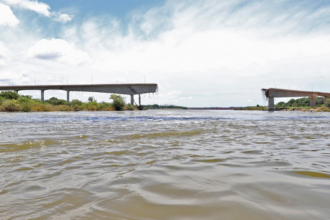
72,99,83,106
71,99,83,111
0,91,19,100
46,97,67,105
18,95,33,104
88,96,96,102
110,94,125,111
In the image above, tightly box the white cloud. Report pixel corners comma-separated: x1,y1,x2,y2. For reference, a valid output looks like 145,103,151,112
1,0,51,17
1,0,74,23
53,13,73,23
27,39,91,66
0,3,19,26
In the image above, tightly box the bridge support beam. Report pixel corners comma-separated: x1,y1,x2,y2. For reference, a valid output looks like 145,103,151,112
268,97,274,111
130,94,134,105
67,91,70,102
139,94,141,106
41,90,44,102
310,95,316,107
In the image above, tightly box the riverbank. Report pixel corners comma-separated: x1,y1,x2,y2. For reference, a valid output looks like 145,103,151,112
277,106,330,112
0,91,138,112
234,106,330,112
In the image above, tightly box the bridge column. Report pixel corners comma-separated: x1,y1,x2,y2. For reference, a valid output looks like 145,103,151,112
130,94,134,105
67,91,70,102
41,90,44,101
139,94,141,106
310,95,317,107
268,97,274,111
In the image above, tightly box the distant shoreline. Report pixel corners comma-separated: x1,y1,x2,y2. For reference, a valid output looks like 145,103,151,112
187,107,235,110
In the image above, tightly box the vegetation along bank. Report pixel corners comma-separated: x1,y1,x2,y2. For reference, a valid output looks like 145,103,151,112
0,91,137,112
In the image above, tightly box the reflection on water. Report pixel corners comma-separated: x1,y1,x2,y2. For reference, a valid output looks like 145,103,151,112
0,110,330,220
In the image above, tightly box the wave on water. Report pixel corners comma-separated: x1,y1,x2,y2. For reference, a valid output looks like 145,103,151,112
1,111,330,124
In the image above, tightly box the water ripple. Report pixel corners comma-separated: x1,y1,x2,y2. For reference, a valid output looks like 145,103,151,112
0,110,330,220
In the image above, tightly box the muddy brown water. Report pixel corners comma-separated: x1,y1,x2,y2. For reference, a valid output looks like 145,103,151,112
0,110,330,220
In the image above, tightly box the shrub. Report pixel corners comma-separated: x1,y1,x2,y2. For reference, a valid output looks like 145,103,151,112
46,97,67,105
31,103,55,112
1,100,20,112
40,104,55,112
0,91,19,100
325,98,330,108
124,104,136,111
110,94,125,111
31,104,42,112
55,105,71,111
72,99,82,106
71,99,83,111
86,101,97,111
18,96,33,104
0,97,4,105
21,103,31,112
97,102,112,111
316,106,330,112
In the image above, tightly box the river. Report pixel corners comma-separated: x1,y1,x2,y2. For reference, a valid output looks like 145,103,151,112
0,110,330,220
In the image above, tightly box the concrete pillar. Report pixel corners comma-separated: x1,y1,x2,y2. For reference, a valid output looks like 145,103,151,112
14,90,19,93
67,91,70,102
310,95,316,107
41,90,44,101
130,94,134,105
268,97,274,111
139,94,141,106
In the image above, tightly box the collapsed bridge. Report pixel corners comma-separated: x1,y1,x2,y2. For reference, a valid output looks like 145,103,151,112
0,83,158,106
262,88,330,111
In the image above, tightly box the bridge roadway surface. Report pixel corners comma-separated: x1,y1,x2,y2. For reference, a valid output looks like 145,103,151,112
0,83,158,105
262,88,330,111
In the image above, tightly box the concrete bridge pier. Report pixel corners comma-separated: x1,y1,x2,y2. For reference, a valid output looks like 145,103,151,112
67,91,70,102
41,90,45,102
268,97,274,111
130,94,134,105
310,95,317,107
139,94,141,106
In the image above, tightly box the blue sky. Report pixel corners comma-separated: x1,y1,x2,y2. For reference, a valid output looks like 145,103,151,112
1,0,330,106
43,0,165,18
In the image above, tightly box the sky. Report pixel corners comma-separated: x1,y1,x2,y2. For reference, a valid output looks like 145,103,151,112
1,0,330,107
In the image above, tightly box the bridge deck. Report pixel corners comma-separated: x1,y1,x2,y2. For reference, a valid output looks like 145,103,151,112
262,88,330,98
0,83,158,95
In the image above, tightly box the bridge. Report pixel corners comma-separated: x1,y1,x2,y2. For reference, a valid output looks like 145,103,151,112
0,83,158,106
262,88,330,111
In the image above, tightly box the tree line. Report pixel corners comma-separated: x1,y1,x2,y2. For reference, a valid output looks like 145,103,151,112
275,97,330,109
0,91,135,112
